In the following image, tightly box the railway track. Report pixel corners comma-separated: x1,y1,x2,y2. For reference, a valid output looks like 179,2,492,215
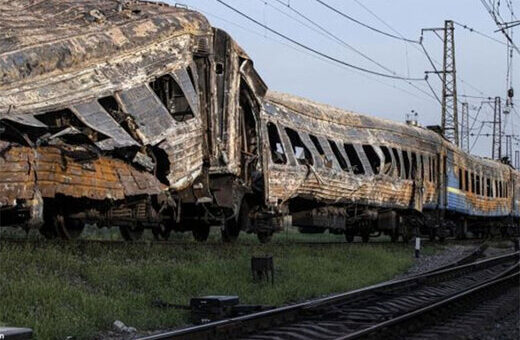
138,250,519,340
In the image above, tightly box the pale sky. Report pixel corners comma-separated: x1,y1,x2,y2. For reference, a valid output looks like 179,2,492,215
168,0,519,159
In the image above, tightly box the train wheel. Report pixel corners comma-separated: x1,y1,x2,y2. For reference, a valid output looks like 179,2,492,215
192,224,210,242
39,222,58,240
39,211,84,240
152,225,171,241
401,231,411,243
120,225,144,241
257,231,273,244
56,216,85,240
390,230,399,243
222,201,249,243
361,232,370,243
345,232,355,243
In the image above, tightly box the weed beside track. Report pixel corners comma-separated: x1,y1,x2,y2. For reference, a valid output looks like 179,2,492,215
0,238,418,339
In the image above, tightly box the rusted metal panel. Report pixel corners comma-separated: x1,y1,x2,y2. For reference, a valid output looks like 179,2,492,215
71,100,139,150
117,85,176,145
0,145,165,207
2,114,48,128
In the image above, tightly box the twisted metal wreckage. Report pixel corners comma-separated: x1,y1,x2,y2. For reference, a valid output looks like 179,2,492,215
0,0,519,242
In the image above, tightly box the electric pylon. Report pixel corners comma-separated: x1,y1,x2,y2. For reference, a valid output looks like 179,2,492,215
492,97,502,159
460,102,469,152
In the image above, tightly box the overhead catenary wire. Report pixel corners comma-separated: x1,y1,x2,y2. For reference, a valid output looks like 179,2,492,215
216,0,425,81
480,0,520,55
265,0,438,102
313,0,421,44
193,6,436,103
453,21,508,46
266,0,398,76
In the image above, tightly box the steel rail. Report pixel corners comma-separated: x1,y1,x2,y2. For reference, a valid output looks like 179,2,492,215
337,269,520,339
137,251,519,340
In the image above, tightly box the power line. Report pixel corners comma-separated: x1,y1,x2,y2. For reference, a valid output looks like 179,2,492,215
452,21,508,46
264,0,438,103
216,0,425,81
266,0,401,76
313,0,420,44
194,6,436,103
352,0,408,40
480,0,520,55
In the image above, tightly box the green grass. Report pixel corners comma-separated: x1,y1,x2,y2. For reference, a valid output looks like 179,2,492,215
0,232,422,339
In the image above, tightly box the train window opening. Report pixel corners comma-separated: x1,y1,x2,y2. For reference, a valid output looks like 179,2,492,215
432,158,437,183
428,157,432,182
486,178,492,197
98,96,121,118
392,148,402,178
499,181,503,198
285,127,313,165
267,122,287,164
459,168,464,190
402,151,411,179
410,152,418,180
149,74,194,122
363,145,381,174
495,180,499,198
344,144,365,175
329,140,349,171
419,155,426,180
215,62,224,75
464,170,469,192
471,173,475,193
476,175,481,195
309,135,325,156
380,146,393,176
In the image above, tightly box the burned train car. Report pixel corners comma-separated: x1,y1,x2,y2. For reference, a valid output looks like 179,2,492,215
261,92,520,241
0,0,270,241
261,92,443,242
1,1,518,242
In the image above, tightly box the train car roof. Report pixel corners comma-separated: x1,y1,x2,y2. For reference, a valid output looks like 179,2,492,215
266,91,518,174
265,91,443,145
0,0,211,87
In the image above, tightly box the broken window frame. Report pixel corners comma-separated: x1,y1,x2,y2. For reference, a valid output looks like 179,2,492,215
459,167,464,190
284,127,314,166
344,143,365,175
149,71,197,123
329,139,349,171
402,150,411,179
266,122,287,165
392,147,403,179
379,146,394,177
362,145,382,175
309,134,331,168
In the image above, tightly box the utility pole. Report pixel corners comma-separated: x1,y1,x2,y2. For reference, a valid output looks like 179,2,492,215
423,20,459,146
460,102,470,152
505,135,512,162
441,20,459,146
492,96,502,160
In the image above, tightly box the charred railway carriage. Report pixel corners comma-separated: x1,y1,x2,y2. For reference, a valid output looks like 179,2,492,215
261,93,520,241
0,0,271,241
0,1,518,242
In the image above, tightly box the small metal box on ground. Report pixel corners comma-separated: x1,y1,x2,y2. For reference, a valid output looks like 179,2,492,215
0,327,33,340
190,295,239,324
